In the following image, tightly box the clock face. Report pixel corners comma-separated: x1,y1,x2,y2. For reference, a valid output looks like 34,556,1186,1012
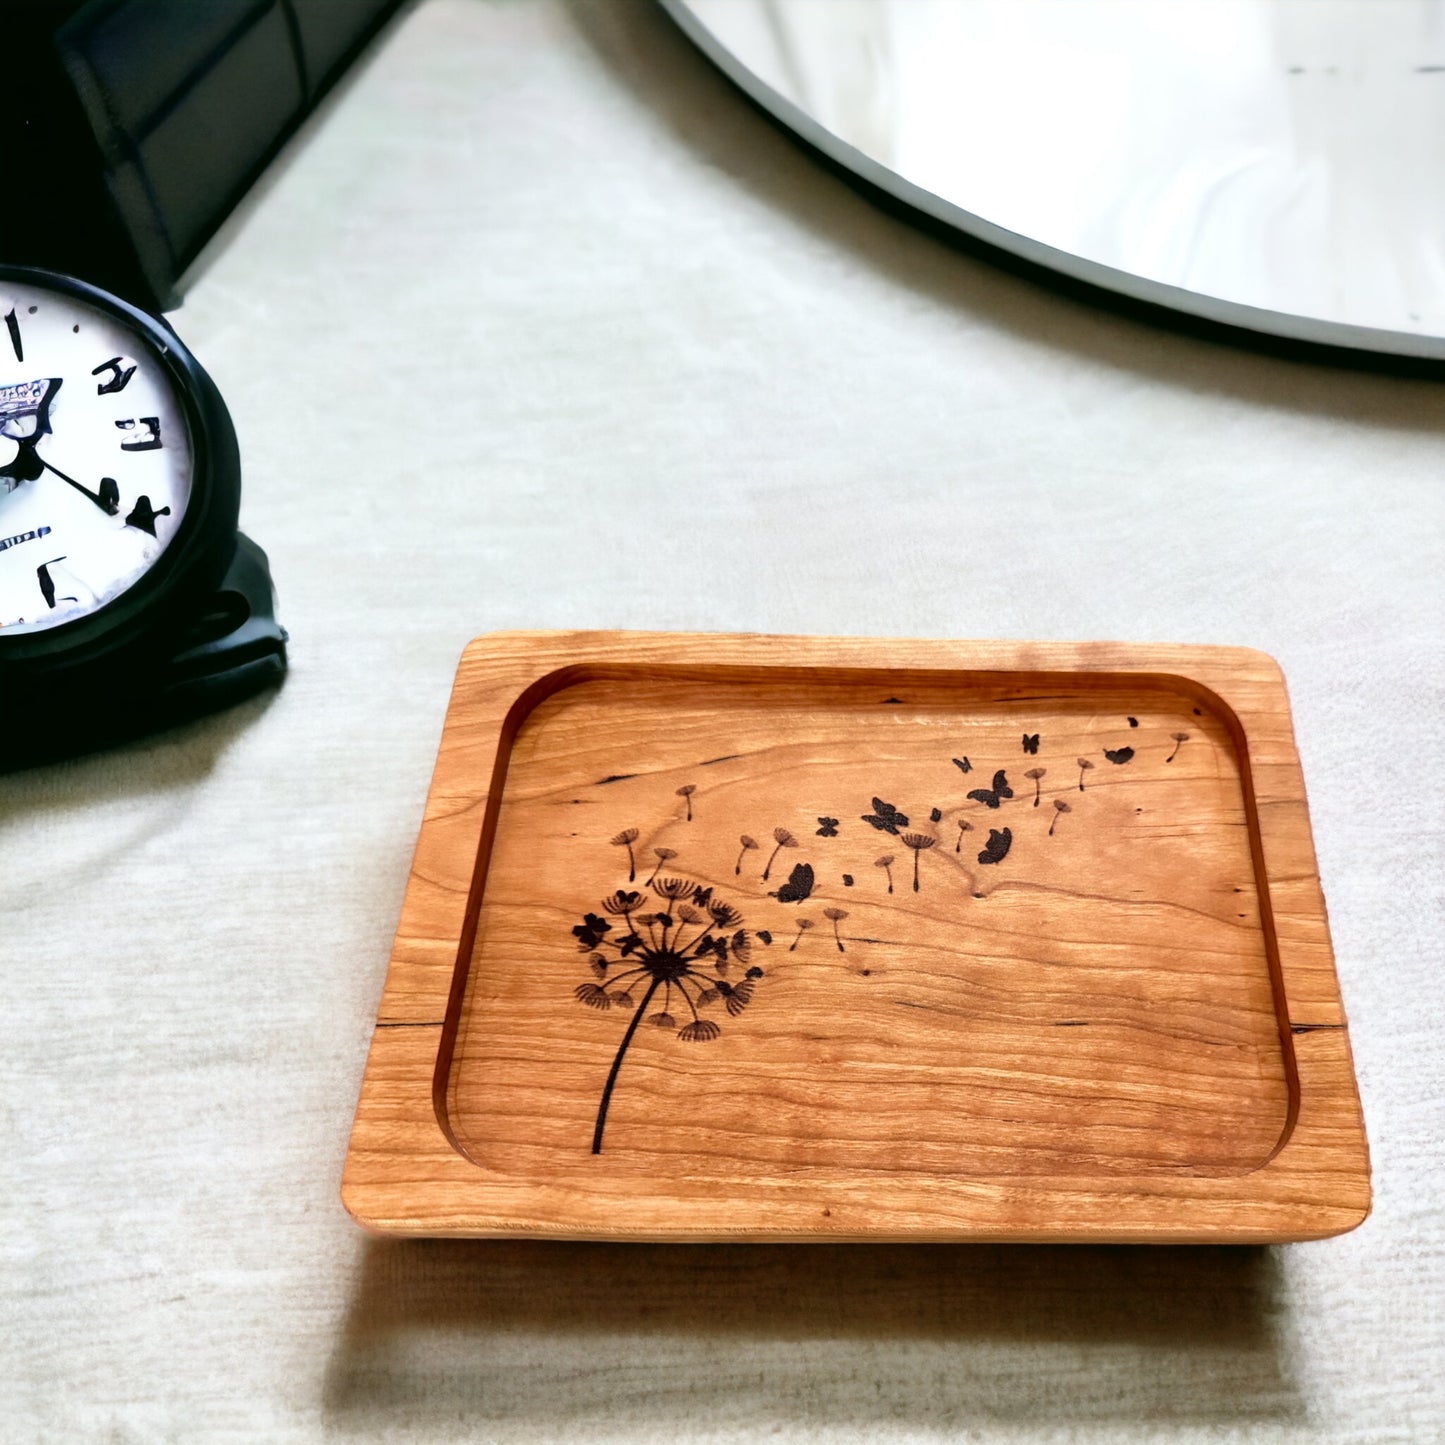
0,280,194,635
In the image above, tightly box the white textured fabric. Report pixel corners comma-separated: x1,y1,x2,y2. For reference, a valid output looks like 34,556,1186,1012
3,2,1442,1440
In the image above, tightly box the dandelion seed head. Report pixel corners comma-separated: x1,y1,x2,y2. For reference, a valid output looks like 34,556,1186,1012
739,835,758,850
709,901,743,928
1172,731,1190,742
652,876,692,900
900,832,936,851
1025,767,1046,780
650,1011,677,1029
601,889,643,914
610,828,639,846
678,1019,721,1042
574,983,611,1010
1054,799,1071,813
773,828,798,847
676,904,704,924
795,918,815,931
676,784,696,797
1076,758,1094,770
875,854,894,868
823,907,848,921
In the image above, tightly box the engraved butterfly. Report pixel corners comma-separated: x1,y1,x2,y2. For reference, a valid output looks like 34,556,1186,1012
967,769,1013,809
861,797,909,835
769,862,815,904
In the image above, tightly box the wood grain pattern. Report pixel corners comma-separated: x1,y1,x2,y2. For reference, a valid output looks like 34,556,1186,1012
342,632,1370,1242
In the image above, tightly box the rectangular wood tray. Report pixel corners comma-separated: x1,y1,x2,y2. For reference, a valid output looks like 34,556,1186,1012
342,631,1370,1242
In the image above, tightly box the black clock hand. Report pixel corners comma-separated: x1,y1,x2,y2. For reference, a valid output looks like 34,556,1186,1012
40,457,120,515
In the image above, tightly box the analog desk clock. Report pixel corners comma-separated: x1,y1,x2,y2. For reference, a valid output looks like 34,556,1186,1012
0,266,286,768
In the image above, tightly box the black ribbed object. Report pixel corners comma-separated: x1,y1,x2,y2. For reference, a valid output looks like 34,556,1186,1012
5,0,404,310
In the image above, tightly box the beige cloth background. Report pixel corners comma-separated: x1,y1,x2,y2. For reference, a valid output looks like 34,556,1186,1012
3,2,1442,1439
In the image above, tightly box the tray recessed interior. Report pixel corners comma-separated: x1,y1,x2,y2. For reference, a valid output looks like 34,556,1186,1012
443,669,1291,1188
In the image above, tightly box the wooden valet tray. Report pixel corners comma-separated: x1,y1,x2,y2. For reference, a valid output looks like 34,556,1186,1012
342,632,1369,1242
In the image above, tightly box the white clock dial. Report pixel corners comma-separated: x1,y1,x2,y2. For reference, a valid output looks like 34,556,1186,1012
0,281,193,634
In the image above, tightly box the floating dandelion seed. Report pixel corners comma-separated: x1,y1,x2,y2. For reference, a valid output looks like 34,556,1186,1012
762,827,798,881
1076,758,1094,792
900,832,936,892
955,819,974,852
1025,766,1047,806
1166,732,1190,763
574,877,765,1151
875,854,895,893
735,835,759,874
1050,799,1071,836
675,783,696,820
646,847,677,885
610,828,640,881
709,900,743,928
789,918,815,952
823,907,849,952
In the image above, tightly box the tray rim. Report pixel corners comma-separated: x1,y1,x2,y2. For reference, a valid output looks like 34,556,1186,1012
341,630,1371,1242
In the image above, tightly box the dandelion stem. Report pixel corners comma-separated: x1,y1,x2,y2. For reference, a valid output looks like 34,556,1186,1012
592,974,661,1154
626,842,635,881
913,850,921,892
763,843,783,880
833,918,845,952
735,845,747,875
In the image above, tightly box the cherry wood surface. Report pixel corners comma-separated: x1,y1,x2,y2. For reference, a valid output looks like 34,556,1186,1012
342,632,1369,1241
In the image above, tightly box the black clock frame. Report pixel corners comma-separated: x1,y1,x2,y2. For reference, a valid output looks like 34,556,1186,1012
0,265,285,766
0,264,241,673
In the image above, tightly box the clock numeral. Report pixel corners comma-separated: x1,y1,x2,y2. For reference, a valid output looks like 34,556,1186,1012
92,356,137,395
116,416,162,451
37,556,77,610
4,308,21,362
124,494,170,536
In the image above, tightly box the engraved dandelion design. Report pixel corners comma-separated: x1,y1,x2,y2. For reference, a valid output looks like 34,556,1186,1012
645,846,677,885
735,834,758,875
1076,757,1094,792
574,876,763,1153
900,831,936,892
1024,766,1046,806
823,906,849,952
610,828,639,882
1049,799,1071,836
875,853,895,893
762,827,798,881
1166,732,1190,763
675,783,697,820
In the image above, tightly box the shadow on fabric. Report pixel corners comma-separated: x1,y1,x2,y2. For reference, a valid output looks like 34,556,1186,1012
323,1238,1305,1429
